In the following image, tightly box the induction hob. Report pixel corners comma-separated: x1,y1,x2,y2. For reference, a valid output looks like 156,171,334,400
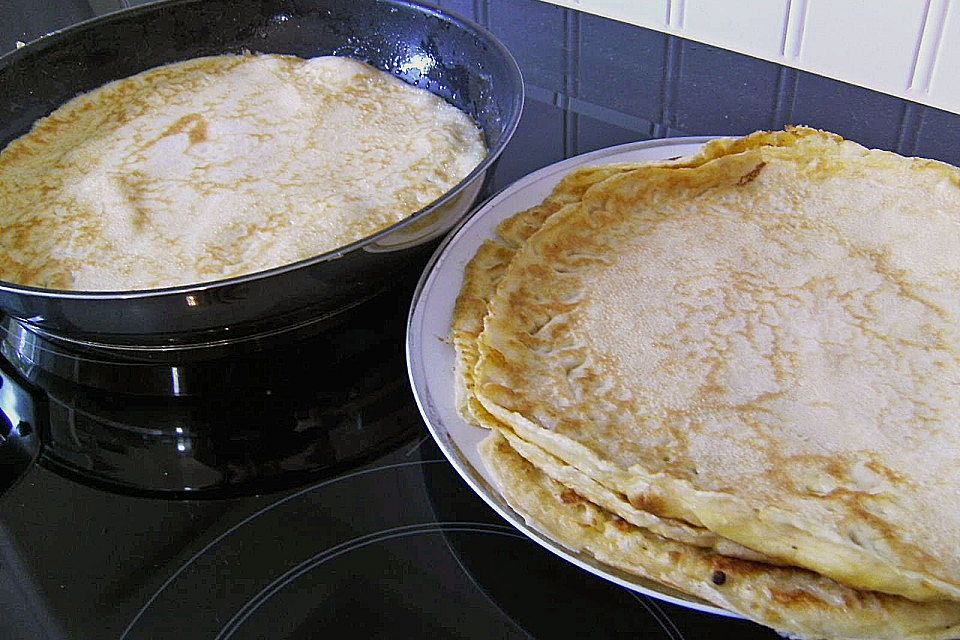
3,1,960,639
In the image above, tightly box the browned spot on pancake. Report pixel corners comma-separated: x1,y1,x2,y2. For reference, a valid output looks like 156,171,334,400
612,517,632,532
560,488,585,505
865,458,906,484
769,588,826,608
628,492,670,517
709,554,766,579
160,113,208,145
736,161,767,186
188,118,208,145
131,207,148,231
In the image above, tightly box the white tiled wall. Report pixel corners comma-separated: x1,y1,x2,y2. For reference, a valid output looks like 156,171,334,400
545,0,960,114
931,0,960,104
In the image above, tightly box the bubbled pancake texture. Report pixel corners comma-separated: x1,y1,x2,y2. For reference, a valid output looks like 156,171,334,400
450,147,752,426
0,54,485,291
452,157,791,567
452,127,960,638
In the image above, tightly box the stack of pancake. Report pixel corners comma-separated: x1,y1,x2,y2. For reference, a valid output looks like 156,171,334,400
451,127,960,639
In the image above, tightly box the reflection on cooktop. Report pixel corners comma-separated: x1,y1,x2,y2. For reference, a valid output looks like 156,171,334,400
0,287,421,496
118,454,520,639
113,440,781,639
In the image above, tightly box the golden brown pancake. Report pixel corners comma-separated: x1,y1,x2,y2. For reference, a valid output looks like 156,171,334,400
481,430,960,640
452,164,659,424
492,423,780,562
0,54,485,290
473,127,960,602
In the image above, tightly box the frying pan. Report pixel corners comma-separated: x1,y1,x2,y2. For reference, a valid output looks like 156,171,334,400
0,0,523,352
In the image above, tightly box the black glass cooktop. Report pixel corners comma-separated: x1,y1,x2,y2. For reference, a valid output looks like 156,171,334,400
3,1,960,639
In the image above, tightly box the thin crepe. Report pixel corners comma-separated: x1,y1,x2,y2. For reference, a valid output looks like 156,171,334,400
473,127,960,601
481,430,960,640
453,141,765,426
453,151,788,565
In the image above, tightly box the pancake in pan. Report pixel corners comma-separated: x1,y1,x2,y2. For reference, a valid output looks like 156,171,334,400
0,54,485,291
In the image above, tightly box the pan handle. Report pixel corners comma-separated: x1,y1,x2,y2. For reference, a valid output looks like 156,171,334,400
0,357,42,493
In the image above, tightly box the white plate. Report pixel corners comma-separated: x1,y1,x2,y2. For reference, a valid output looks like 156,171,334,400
406,137,740,618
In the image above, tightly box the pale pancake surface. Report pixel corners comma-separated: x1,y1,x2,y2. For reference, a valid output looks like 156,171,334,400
473,128,960,602
453,153,790,565
481,430,960,640
452,163,651,424
452,143,765,426
0,54,485,290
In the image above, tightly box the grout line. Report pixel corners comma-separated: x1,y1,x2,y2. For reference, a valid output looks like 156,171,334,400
780,0,793,57
526,84,658,135
773,67,791,127
563,8,581,155
656,35,681,136
668,0,686,30
523,84,560,104
786,0,809,59
912,0,951,95
564,6,581,99
566,96,657,133
783,69,803,124
654,33,670,137
565,110,581,155
894,102,910,155
474,0,489,26
671,37,683,130
911,107,928,156
896,102,923,155
896,103,912,153
908,0,935,91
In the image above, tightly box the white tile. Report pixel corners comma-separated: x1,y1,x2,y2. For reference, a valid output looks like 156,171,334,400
782,0,809,59
541,0,576,9
907,0,949,93
568,0,670,29
800,0,927,94
669,0,685,28
929,0,960,109
541,0,960,113
683,0,790,60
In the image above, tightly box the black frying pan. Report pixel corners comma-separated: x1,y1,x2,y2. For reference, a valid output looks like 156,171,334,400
0,0,523,351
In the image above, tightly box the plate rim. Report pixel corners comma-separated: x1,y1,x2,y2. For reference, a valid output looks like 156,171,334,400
405,136,742,619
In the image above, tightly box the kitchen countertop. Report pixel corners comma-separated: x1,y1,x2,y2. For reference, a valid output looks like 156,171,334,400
2,1,959,639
